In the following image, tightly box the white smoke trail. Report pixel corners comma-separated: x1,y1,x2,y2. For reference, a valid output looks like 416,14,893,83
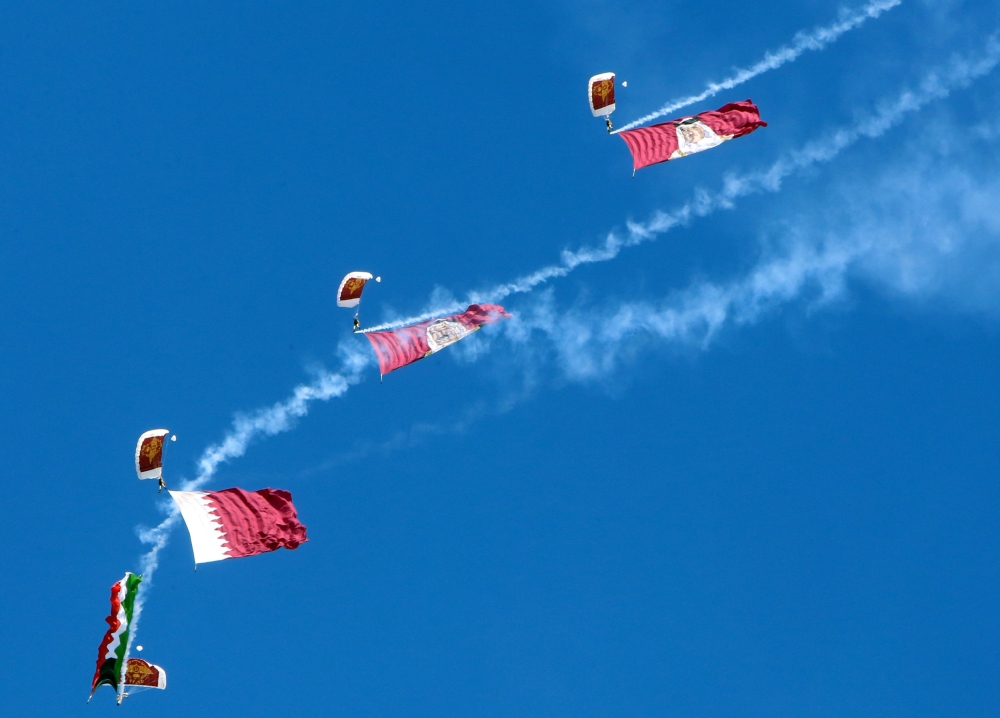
362,34,1000,334
614,0,903,133
127,344,372,653
517,120,1000,378
513,240,857,381
123,31,1000,659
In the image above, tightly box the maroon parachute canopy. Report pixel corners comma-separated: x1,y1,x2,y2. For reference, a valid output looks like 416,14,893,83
124,658,167,690
618,100,766,171
364,304,511,376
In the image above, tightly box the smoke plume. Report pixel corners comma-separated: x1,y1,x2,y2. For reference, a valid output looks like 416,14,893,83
615,0,903,132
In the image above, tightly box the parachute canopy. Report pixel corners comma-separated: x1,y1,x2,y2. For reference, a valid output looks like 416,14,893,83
588,72,616,117
618,99,767,171
135,429,169,480
124,658,167,691
337,271,379,308
363,304,511,376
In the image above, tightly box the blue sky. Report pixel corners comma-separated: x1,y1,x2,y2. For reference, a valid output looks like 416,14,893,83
2,1,1000,715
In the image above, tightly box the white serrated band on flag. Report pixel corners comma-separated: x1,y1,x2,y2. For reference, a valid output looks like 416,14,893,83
168,491,229,564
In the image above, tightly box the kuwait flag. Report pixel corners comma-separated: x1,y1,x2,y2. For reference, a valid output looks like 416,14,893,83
90,572,141,699
169,488,308,565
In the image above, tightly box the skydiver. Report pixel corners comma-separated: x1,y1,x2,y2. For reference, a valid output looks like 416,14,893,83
158,477,166,493
353,317,361,332
606,117,614,133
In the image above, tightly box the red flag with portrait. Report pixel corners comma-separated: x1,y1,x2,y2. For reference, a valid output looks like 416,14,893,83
364,304,510,376
618,100,766,171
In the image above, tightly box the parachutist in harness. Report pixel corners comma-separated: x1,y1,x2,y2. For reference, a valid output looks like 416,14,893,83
158,477,166,493
338,272,378,330
606,116,614,133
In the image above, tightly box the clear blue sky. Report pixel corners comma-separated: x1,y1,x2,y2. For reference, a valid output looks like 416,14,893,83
2,1,1000,715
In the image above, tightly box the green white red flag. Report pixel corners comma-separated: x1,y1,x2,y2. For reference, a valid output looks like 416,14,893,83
90,572,142,700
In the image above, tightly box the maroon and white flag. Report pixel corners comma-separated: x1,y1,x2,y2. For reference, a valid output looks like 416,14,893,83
364,303,511,376
169,488,308,565
618,100,767,171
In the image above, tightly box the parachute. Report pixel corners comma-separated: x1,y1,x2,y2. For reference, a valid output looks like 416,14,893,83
337,271,381,331
588,72,616,131
362,304,511,378
135,429,175,492
121,658,167,697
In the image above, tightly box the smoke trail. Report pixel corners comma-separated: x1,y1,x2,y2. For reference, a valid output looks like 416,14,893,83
518,117,1000,379
127,344,372,652
513,240,856,381
614,0,903,133
123,31,1000,657
362,34,1000,333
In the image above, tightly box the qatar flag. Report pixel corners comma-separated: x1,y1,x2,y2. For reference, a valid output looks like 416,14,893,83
618,100,767,171
364,303,510,376
169,488,308,565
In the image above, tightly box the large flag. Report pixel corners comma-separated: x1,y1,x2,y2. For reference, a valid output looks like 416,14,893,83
90,572,142,700
618,100,766,171
169,488,308,565
364,304,511,376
